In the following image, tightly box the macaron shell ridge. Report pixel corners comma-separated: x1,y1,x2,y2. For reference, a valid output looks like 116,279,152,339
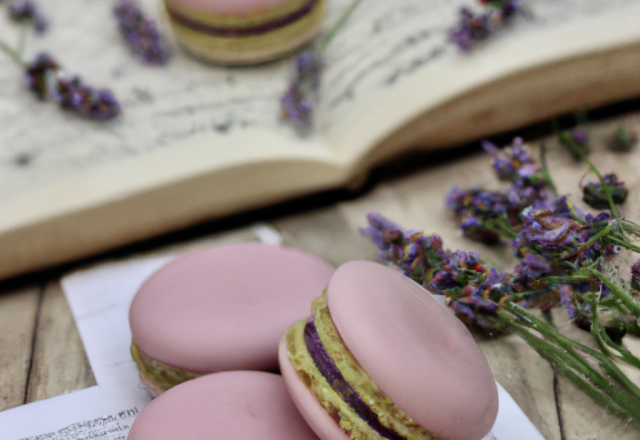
327,261,499,440
129,242,335,374
279,336,351,440
128,371,321,440
164,0,325,64
130,339,201,396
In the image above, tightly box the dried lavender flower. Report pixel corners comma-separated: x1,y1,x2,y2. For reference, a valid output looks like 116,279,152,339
280,0,362,135
280,84,314,136
280,50,324,135
9,0,48,33
559,128,590,159
360,212,510,333
55,76,121,120
114,0,171,66
448,8,492,51
23,52,120,120
449,0,524,51
632,260,640,292
24,52,59,99
447,138,551,244
611,126,638,152
582,173,629,210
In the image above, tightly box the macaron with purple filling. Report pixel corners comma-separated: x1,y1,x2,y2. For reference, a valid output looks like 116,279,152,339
128,371,322,440
279,260,499,440
164,0,326,64
129,242,334,396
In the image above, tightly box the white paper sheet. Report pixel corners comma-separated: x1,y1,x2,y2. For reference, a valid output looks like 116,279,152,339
0,252,544,440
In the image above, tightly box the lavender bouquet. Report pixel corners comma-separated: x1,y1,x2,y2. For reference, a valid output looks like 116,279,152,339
362,136,640,425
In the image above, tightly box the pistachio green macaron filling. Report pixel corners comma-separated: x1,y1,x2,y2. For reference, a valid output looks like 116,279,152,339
286,292,439,440
131,339,201,396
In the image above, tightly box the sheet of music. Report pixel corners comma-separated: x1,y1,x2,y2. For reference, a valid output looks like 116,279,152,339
0,0,637,204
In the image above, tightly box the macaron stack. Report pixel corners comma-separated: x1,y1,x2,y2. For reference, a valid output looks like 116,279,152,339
128,244,498,439
164,0,326,64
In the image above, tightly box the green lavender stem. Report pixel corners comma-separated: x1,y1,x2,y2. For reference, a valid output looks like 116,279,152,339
592,270,640,317
318,0,363,51
558,225,614,260
611,236,640,254
0,39,26,67
499,310,632,418
500,306,640,423
18,23,29,58
590,300,640,371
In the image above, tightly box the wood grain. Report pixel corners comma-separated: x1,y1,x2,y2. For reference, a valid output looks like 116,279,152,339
0,286,41,412
25,281,95,404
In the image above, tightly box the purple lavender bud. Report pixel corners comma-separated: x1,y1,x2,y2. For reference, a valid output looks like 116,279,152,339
114,0,171,66
460,215,500,244
449,8,492,51
280,84,313,135
559,128,590,159
24,52,59,99
54,76,121,120
9,0,48,33
570,129,589,144
632,260,640,291
295,51,324,91
281,50,324,135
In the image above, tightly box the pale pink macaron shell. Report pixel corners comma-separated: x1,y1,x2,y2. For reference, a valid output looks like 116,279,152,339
280,260,498,440
170,0,295,15
129,242,334,373
128,371,321,440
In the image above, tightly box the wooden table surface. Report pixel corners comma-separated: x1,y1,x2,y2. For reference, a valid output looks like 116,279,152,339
2,113,640,440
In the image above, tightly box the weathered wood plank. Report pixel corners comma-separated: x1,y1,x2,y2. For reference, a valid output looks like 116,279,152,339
274,208,375,267
478,334,561,440
0,286,41,412
25,281,95,404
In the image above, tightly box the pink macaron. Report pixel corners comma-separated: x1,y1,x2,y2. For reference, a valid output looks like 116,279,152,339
280,260,499,440
128,371,322,440
129,242,334,395
164,0,326,64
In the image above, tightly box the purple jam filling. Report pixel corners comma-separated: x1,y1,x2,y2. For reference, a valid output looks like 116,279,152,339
304,318,405,440
166,0,318,38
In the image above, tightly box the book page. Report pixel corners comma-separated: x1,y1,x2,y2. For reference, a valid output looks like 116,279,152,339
318,0,640,159
0,0,638,205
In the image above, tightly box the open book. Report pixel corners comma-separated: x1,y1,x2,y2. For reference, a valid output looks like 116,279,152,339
1,0,640,279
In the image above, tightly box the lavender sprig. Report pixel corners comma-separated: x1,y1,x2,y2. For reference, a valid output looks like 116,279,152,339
114,0,171,66
559,128,590,159
449,0,524,51
446,137,551,244
9,0,47,34
22,52,121,120
280,0,362,135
